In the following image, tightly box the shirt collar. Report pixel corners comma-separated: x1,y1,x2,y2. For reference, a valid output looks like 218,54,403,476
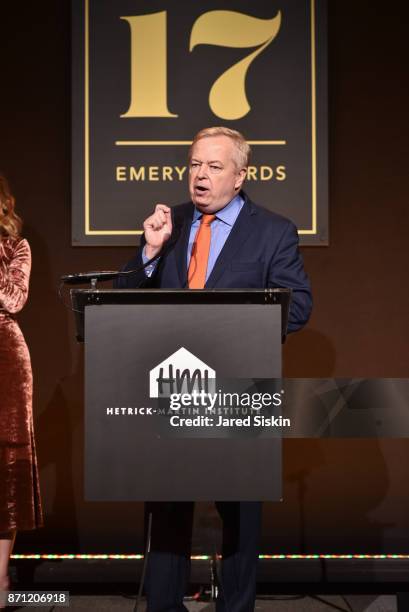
193,194,244,226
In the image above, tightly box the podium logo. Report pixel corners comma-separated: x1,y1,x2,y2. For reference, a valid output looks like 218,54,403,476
150,347,215,398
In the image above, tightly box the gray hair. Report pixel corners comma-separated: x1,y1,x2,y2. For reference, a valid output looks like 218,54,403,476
189,126,251,169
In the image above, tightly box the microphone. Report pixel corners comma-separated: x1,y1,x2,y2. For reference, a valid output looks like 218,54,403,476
60,271,119,285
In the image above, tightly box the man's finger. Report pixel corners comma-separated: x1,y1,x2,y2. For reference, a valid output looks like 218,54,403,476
157,210,167,225
155,203,171,214
144,216,162,231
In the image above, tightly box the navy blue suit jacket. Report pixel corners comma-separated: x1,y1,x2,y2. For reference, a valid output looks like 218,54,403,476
116,193,312,333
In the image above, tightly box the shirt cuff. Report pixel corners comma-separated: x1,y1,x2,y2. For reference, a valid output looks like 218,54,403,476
142,246,159,277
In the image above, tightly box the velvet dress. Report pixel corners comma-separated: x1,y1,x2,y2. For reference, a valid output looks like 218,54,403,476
0,237,42,532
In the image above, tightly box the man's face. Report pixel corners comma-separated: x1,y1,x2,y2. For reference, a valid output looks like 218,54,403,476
188,135,246,213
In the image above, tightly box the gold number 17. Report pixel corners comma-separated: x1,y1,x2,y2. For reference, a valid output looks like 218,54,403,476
120,10,282,120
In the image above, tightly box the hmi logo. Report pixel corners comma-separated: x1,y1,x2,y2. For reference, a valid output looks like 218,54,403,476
149,348,215,398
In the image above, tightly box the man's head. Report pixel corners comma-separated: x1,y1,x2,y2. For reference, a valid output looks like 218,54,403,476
188,127,250,213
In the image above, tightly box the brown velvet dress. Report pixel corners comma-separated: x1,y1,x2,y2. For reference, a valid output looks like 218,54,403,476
0,237,42,532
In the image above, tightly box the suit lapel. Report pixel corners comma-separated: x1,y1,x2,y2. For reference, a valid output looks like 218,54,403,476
205,197,257,288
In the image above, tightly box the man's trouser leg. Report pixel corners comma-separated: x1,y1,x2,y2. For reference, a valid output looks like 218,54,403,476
215,501,262,612
145,501,195,612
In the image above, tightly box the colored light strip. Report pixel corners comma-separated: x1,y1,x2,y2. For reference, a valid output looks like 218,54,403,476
11,554,409,560
259,554,409,560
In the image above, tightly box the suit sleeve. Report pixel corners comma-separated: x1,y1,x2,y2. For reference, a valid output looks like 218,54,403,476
114,232,149,289
114,234,160,289
267,221,312,333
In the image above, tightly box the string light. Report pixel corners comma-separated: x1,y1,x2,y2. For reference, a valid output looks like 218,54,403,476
11,554,409,560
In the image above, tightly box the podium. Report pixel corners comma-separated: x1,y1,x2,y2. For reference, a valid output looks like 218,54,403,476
71,289,290,502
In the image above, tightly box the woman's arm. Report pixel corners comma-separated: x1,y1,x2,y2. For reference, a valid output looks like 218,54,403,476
0,238,31,313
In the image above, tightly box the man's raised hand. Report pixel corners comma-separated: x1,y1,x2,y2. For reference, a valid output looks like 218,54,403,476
143,204,173,259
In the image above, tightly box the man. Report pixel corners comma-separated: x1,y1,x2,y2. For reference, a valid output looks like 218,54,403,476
117,127,312,610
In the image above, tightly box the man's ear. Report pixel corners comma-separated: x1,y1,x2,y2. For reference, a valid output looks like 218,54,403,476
234,168,247,190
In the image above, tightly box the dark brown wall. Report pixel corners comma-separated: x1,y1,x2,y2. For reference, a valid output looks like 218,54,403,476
1,1,408,553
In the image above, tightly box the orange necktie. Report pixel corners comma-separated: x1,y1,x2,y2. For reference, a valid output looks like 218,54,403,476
188,214,216,289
